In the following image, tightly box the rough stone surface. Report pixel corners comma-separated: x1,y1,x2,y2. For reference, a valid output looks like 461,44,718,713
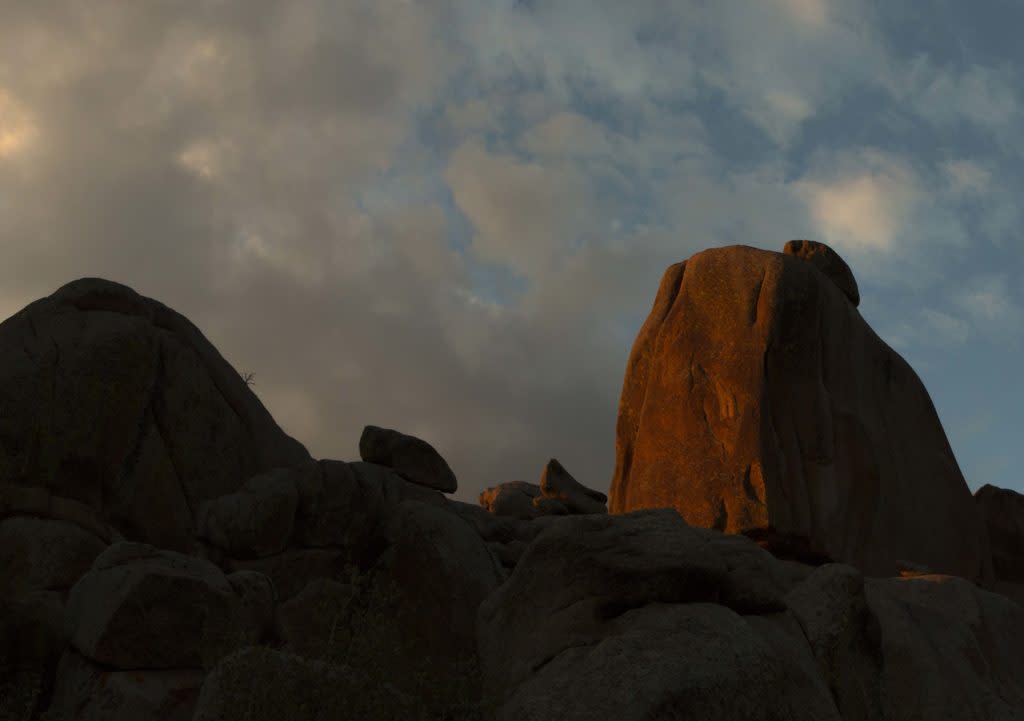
975,484,1024,585
609,244,991,581
785,564,884,720
0,591,66,721
477,509,788,703
195,467,299,560
479,507,1024,721
359,424,458,493
865,574,1024,720
226,547,352,603
0,274,1020,721
63,542,257,671
369,499,505,665
273,577,359,660
191,645,419,721
0,516,107,598
0,278,311,555
784,239,860,306
44,648,205,721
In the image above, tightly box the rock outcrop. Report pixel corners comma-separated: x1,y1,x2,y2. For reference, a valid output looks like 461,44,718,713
975,484,1024,604
0,274,1021,721
784,239,860,306
0,278,311,556
609,243,991,582
479,458,608,520
477,508,1024,721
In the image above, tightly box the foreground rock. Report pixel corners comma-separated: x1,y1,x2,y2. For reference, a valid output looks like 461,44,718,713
478,508,1024,721
609,243,991,581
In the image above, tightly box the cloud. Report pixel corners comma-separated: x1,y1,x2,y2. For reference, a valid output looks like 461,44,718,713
446,138,597,277
0,90,38,159
793,148,924,254
941,159,992,195
890,56,1023,141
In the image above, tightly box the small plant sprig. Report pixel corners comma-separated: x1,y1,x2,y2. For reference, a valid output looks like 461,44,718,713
240,371,255,386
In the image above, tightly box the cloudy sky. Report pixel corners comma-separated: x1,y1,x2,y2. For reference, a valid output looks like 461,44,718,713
2,0,1022,502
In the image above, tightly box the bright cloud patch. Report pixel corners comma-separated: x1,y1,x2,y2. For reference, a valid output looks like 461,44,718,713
0,90,38,158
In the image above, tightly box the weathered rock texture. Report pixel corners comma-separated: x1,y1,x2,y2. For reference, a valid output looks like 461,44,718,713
478,508,1024,721
0,275,1020,721
609,243,991,582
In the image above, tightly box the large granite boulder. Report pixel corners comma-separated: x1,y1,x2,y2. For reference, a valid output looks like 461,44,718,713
0,278,311,555
609,243,991,581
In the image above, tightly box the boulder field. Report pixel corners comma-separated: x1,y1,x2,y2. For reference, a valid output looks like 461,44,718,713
0,250,1022,721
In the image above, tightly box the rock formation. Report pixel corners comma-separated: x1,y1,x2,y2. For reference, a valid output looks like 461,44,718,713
479,458,608,520
609,243,991,582
975,483,1024,605
0,275,1021,721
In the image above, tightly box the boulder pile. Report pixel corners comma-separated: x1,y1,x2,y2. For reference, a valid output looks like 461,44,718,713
0,255,1021,721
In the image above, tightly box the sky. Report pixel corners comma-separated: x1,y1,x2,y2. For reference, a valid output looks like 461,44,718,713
1,0,1022,502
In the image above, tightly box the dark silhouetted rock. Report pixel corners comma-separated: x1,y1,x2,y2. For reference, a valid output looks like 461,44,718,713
481,459,608,521
479,480,542,519
609,244,991,582
358,425,458,493
0,278,311,555
540,458,608,514
478,508,1024,721
975,483,1024,581
784,239,860,306
975,483,1024,605
1,274,1020,721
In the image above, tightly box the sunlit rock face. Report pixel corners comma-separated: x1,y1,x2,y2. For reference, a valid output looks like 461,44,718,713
609,243,992,582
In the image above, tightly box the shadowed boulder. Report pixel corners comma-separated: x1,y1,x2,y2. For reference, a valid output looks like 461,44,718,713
609,244,991,581
0,278,311,555
975,484,1024,605
784,239,860,306
359,425,458,493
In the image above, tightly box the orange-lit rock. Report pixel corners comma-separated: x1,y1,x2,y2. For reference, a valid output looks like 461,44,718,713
610,243,991,581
